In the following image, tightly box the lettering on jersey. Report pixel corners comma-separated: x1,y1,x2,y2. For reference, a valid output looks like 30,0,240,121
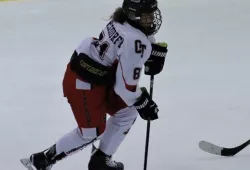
135,40,146,58
80,60,108,76
106,21,124,48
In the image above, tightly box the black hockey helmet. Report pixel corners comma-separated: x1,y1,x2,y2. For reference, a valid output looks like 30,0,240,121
122,0,162,36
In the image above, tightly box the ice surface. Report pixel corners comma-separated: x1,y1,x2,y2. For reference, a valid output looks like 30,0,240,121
1,0,250,170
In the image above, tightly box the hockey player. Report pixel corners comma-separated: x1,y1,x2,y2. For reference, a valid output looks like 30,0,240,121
20,0,168,170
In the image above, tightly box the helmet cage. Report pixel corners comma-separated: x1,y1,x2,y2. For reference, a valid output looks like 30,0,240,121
123,0,162,35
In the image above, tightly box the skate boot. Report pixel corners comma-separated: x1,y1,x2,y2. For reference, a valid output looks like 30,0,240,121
21,144,65,170
88,149,124,170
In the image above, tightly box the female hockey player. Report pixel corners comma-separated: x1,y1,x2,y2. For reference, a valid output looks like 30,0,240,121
21,0,168,170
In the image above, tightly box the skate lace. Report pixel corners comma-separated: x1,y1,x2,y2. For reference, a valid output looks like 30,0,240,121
106,156,117,167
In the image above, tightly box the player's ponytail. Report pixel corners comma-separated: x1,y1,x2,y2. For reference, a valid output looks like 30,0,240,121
110,7,127,24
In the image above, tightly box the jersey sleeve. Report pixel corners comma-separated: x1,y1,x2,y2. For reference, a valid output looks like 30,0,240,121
148,35,156,43
113,34,152,107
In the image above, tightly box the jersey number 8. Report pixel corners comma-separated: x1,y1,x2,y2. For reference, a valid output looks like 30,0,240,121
133,68,141,80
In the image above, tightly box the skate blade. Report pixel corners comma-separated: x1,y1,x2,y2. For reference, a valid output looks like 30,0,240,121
20,158,35,170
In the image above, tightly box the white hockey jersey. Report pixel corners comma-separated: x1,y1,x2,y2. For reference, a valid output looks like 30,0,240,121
75,21,153,107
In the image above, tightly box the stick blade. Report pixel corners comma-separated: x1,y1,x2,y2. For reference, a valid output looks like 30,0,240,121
199,140,223,156
199,139,250,157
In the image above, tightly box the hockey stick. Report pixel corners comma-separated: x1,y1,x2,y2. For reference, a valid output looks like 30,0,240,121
144,75,154,170
199,139,250,156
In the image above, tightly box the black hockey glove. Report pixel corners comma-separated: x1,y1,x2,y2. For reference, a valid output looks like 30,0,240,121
134,87,159,121
144,42,168,76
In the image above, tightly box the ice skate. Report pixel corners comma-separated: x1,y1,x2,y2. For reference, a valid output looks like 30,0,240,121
88,148,124,170
20,145,58,170
20,152,55,170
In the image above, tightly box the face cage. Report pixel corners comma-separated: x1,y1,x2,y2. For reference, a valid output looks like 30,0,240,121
140,8,162,35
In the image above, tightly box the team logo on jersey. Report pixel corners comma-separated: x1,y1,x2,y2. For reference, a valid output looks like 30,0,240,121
135,40,146,58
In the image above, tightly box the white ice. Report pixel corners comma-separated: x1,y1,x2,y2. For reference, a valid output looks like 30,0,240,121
1,0,250,170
